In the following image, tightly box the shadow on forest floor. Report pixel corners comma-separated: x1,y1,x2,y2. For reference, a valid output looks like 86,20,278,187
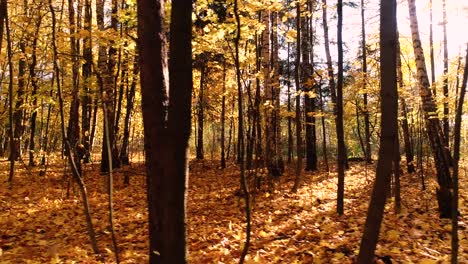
0,156,467,263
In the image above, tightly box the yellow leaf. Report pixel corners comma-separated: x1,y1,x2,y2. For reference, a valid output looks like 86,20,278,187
334,252,345,259
419,259,438,264
259,230,268,237
386,230,399,241
38,240,47,246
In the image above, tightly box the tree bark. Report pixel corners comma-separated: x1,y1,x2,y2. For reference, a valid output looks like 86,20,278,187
81,0,92,163
292,1,303,192
137,0,193,262
361,0,371,163
196,64,205,160
336,0,346,215
408,0,453,218
302,7,317,172
442,0,449,147
357,0,398,261
451,43,467,264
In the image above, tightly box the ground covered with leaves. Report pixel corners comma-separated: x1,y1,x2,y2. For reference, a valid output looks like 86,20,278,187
0,157,467,263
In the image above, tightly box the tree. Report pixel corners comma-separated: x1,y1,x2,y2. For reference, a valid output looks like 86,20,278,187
137,0,193,262
292,1,303,192
302,1,317,172
361,0,372,163
451,43,468,264
407,0,453,218
336,0,346,215
442,0,449,147
357,0,398,261
396,32,415,173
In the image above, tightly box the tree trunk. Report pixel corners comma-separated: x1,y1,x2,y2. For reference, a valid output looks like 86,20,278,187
287,41,293,163
361,0,371,163
120,55,139,166
408,0,453,218
396,35,415,173
221,59,226,169
4,0,15,187
451,43,467,264
357,0,398,261
137,0,193,262
28,18,42,166
270,8,284,177
442,0,449,147
429,0,436,92
12,41,26,161
336,0,346,215
49,0,100,256
196,64,205,160
67,0,81,172
233,2,250,262
292,2,303,192
302,9,317,172
81,0,92,163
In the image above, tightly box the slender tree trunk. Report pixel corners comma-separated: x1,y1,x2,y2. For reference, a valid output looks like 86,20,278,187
429,0,436,92
120,56,139,165
4,0,15,187
234,1,250,263
67,0,81,173
28,18,42,167
221,59,227,169
408,0,453,218
287,41,293,163
292,2,303,192
81,0,92,163
361,0,371,163
397,35,415,173
336,0,346,215
357,0,397,261
442,0,449,147
196,65,205,160
451,43,467,264
12,41,26,161
317,77,329,171
270,8,284,177
49,0,100,255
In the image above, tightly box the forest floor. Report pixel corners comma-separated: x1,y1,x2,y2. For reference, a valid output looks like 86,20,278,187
0,156,467,263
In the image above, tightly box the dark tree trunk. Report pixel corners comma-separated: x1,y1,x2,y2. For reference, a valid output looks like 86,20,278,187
28,18,42,167
361,0,371,163
292,2,303,192
196,64,205,160
137,0,193,262
451,43,467,264
4,0,15,186
12,42,26,161
442,0,449,147
336,0,346,215
81,0,92,163
67,0,81,172
357,0,398,261
287,42,293,163
220,59,226,169
234,1,250,262
302,11,317,172
120,56,139,166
